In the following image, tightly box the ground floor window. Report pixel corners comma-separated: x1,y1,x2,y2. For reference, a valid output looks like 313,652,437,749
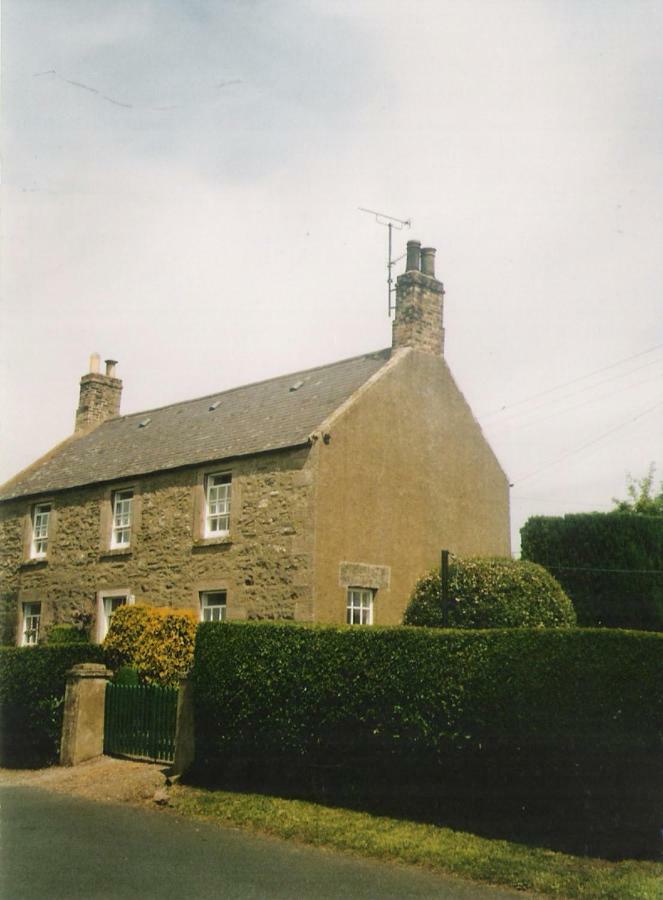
346,588,374,625
200,591,227,622
98,592,131,641
21,601,42,646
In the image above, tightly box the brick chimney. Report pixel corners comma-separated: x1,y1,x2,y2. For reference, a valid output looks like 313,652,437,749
75,354,123,433
392,240,445,355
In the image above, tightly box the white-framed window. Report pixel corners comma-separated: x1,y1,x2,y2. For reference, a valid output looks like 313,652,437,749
200,591,227,622
205,473,231,537
97,592,133,641
31,503,51,558
21,601,42,646
346,588,374,625
111,489,133,548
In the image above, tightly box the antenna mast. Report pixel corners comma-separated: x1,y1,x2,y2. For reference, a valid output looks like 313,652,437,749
359,207,411,316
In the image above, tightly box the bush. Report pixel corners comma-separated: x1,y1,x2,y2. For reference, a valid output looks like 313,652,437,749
192,622,663,858
46,624,89,644
113,665,140,686
104,604,197,687
521,514,663,629
0,644,105,767
403,557,576,628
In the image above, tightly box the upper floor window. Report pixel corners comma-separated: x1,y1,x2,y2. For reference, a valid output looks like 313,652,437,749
205,473,231,537
21,601,42,646
111,489,133,548
346,588,374,625
31,503,51,558
200,591,227,622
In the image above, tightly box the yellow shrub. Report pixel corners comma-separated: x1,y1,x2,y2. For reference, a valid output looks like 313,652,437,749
104,605,197,687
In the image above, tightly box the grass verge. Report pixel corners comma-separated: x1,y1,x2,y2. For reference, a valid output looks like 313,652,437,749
169,786,663,899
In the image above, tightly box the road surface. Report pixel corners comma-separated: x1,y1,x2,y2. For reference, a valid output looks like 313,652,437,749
1,785,531,899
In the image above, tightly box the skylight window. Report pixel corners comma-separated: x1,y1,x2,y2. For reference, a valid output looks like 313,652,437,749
289,380,304,392
138,417,151,428
209,400,221,411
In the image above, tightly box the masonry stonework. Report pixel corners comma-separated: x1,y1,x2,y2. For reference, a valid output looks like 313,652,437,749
392,270,445,356
75,370,123,433
0,448,315,641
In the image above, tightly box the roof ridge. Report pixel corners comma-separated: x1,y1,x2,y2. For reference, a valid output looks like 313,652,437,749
111,348,392,423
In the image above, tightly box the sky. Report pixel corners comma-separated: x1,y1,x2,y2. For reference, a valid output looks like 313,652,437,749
2,0,662,553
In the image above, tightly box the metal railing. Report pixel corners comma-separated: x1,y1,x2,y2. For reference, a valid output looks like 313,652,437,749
104,683,178,764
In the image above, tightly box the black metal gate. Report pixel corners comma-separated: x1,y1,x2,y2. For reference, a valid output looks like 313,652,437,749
104,683,178,764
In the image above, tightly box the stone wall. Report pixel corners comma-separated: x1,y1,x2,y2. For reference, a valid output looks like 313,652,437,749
0,447,315,643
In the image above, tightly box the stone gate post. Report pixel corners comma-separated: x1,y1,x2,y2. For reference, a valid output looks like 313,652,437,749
172,676,195,776
60,662,113,767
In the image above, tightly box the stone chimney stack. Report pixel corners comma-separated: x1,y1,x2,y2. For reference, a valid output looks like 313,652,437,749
75,354,123,433
392,240,445,356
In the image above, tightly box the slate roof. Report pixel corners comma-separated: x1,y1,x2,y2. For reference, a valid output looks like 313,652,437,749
0,349,392,502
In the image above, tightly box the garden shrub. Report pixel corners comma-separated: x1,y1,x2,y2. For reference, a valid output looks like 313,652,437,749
46,624,89,644
192,622,663,858
113,665,140,686
402,557,576,628
521,513,663,629
104,604,197,687
0,643,105,767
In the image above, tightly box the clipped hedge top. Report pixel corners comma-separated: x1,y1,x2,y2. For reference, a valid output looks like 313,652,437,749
403,556,576,629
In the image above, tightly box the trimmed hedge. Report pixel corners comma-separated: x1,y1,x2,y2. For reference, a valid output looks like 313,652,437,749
46,624,90,644
0,644,105,767
104,604,197,687
521,513,663,629
403,557,575,628
193,622,663,858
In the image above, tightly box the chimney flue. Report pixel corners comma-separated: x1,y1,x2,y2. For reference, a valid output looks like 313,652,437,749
89,353,101,374
420,247,436,278
405,240,421,272
105,359,118,378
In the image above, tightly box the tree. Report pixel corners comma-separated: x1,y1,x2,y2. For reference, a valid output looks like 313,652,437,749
612,463,663,515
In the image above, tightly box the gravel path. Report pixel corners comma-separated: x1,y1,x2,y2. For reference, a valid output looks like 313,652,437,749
0,755,167,805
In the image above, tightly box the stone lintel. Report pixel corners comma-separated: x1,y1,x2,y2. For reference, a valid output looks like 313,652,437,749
339,562,391,590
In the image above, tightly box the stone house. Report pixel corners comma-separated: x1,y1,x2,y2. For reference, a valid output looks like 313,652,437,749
0,241,510,645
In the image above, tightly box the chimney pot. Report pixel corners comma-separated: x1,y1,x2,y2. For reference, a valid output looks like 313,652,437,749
420,247,436,278
89,353,101,374
405,240,421,272
105,359,118,378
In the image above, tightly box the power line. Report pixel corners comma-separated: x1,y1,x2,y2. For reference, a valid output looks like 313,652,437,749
546,565,663,575
488,370,663,434
512,398,663,485
478,343,663,421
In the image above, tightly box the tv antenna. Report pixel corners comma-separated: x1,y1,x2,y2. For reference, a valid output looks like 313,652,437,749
359,207,411,316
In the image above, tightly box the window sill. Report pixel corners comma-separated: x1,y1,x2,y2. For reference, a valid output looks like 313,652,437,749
99,548,133,560
20,557,48,569
193,535,233,549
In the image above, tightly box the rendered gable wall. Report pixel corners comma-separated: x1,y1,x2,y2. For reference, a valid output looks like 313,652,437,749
311,349,511,625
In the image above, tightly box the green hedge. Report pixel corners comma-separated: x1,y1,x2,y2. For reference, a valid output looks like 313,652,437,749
193,623,663,858
0,644,105,767
403,557,575,628
46,624,90,644
521,513,663,629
